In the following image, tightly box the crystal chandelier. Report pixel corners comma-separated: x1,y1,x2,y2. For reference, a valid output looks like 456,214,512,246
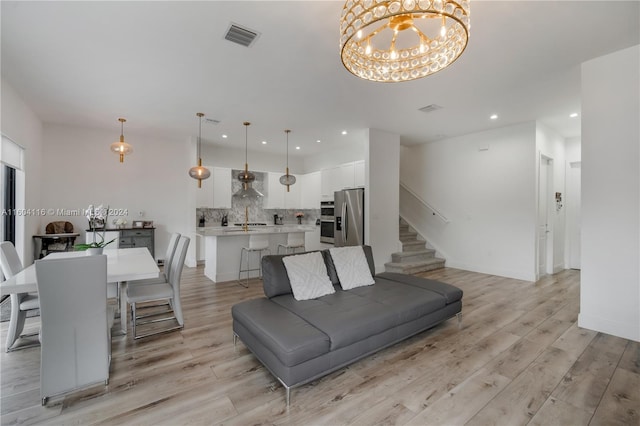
279,129,296,192
109,118,133,163
188,112,211,188
340,0,470,83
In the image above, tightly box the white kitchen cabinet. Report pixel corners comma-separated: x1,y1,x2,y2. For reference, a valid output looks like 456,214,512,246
321,166,340,201
300,171,321,209
354,160,365,187
195,165,214,208
266,171,302,209
212,167,232,209
339,162,355,190
265,172,285,209
283,174,301,209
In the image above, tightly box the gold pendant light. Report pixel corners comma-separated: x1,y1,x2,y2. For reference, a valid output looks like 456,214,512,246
340,0,470,82
279,129,296,192
234,121,264,201
188,112,211,188
109,118,133,163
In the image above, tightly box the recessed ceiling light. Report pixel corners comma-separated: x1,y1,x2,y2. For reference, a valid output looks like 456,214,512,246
222,134,228,139
341,130,348,135
569,113,579,118
261,140,267,145
295,146,301,150
316,139,321,143
490,114,498,120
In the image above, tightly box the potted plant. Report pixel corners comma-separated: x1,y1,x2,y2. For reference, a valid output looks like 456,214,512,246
75,204,116,255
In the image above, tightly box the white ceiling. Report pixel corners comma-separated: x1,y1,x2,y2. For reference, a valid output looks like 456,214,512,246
2,1,639,157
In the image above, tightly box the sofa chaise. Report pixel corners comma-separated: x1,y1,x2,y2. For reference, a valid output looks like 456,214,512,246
231,245,463,405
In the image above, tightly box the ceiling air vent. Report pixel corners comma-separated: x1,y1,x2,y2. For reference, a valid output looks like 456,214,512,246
419,104,443,113
205,118,221,125
224,23,260,47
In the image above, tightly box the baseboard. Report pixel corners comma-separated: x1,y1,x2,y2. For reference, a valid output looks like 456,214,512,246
578,312,640,342
445,260,536,282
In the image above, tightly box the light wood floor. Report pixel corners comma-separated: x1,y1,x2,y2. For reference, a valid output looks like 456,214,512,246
1,266,638,425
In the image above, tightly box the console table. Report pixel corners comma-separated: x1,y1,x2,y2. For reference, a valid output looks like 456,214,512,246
85,228,155,258
33,233,80,259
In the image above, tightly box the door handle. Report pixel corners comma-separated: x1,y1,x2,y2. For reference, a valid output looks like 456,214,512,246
341,202,347,243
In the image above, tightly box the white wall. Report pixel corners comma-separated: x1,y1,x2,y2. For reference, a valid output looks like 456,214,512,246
201,134,366,176
366,128,399,273
535,123,567,274
200,143,305,174
579,45,639,342
40,123,194,265
1,78,44,265
303,131,367,173
400,122,537,281
564,136,581,269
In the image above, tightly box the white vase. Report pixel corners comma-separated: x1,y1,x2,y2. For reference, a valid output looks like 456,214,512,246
86,247,104,256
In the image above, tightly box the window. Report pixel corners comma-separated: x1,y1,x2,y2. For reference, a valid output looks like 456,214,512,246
2,165,16,244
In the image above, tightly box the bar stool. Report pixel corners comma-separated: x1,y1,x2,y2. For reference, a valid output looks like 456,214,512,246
277,232,306,254
238,234,270,288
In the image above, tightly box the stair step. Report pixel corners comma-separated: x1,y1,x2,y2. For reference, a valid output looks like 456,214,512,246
384,258,446,275
399,232,418,242
391,249,436,263
401,240,426,251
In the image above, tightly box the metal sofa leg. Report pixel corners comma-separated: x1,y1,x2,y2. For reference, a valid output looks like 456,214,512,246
457,312,463,329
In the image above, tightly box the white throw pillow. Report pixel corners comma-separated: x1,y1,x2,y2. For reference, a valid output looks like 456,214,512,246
282,252,335,301
329,246,375,290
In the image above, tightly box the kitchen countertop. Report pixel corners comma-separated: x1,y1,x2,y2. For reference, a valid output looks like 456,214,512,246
196,224,316,237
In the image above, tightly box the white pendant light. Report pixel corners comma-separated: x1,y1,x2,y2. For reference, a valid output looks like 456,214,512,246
279,129,296,192
188,112,211,188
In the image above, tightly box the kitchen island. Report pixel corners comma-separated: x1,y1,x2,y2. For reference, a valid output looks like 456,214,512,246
197,225,316,283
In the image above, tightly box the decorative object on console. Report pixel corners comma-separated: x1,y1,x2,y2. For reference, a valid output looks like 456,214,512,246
109,118,133,163
188,112,211,188
339,0,470,83
279,129,296,192
75,205,116,251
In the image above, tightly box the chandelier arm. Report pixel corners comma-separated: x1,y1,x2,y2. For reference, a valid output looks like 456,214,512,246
361,20,392,44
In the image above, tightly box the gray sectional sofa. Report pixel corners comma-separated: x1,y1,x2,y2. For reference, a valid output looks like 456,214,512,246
231,245,463,405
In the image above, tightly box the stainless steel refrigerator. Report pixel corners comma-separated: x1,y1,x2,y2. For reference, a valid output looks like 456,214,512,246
334,188,364,247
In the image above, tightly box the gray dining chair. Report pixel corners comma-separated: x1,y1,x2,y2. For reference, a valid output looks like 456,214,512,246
0,241,40,352
35,254,112,405
126,236,189,339
128,232,180,288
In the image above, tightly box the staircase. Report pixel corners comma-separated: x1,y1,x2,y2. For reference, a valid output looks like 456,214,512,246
384,219,446,274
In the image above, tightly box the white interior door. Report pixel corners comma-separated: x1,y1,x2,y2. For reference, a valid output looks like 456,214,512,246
567,161,581,269
538,157,551,277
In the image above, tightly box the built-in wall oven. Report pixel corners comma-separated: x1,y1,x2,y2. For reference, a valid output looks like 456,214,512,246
320,201,335,244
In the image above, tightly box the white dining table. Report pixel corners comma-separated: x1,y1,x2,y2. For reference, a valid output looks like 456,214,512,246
0,247,159,334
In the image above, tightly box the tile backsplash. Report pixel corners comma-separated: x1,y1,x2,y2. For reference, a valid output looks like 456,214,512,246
197,169,319,227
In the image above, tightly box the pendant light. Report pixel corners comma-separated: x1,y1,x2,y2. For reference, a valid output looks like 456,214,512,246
279,129,296,192
188,112,211,188
234,121,264,201
109,118,133,163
